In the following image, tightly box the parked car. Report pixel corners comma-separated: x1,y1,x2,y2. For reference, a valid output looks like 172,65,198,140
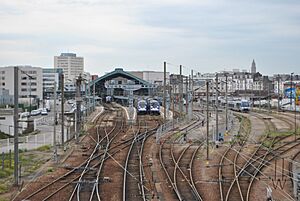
31,110,41,116
41,108,48,115
19,112,30,119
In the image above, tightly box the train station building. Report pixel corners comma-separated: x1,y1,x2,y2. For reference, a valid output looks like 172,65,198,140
91,68,157,103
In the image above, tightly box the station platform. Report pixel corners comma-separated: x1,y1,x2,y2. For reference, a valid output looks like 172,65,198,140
120,105,137,124
160,107,173,120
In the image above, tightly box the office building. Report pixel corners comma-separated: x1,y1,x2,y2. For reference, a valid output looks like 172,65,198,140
42,68,63,97
54,53,84,81
0,66,43,101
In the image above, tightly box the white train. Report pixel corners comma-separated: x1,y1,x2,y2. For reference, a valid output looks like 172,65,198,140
228,99,250,112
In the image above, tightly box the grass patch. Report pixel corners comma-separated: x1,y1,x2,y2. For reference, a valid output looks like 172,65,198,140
268,131,293,138
47,167,54,172
262,139,274,149
35,145,51,152
0,183,8,194
171,132,184,141
0,149,51,180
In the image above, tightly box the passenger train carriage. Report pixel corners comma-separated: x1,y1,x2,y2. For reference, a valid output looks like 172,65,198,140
135,98,161,115
228,99,250,112
148,99,160,115
137,100,147,114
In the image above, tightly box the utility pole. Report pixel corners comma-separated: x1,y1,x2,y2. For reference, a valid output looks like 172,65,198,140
163,61,167,122
93,78,96,110
60,73,65,147
295,95,297,141
186,76,188,115
76,75,83,143
53,81,58,162
188,74,192,120
290,73,294,111
191,70,194,117
268,82,271,113
85,82,88,118
259,80,262,111
168,82,172,121
206,80,210,160
277,75,280,112
172,83,175,124
215,73,219,141
13,67,19,186
179,65,183,117
225,74,228,131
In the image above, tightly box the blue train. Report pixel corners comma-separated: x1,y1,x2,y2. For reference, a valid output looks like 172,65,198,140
136,99,160,115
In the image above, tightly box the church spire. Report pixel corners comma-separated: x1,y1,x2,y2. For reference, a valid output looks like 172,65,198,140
251,59,256,74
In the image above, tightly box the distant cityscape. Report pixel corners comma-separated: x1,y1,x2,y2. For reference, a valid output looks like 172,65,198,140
0,53,299,106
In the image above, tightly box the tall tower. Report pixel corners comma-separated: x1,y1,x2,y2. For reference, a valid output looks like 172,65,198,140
251,59,256,74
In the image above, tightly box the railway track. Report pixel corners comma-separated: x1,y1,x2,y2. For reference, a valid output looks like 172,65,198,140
220,111,299,201
15,106,121,201
123,119,148,201
175,144,203,201
219,114,251,201
159,116,204,201
98,115,160,201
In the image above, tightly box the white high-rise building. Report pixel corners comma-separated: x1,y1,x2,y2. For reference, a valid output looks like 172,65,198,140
54,53,84,81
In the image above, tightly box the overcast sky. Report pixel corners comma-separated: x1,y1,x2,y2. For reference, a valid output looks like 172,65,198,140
0,0,299,76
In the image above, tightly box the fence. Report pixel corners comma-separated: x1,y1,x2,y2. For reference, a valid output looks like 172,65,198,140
0,126,75,153
0,133,53,153
156,116,189,144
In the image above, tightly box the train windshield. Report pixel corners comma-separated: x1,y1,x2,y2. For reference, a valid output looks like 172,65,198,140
139,101,146,108
241,102,249,107
151,101,159,107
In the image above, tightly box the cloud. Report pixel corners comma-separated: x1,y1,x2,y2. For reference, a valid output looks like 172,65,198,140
0,0,299,75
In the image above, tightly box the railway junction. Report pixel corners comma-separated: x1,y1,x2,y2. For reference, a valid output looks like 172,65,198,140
6,100,299,201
